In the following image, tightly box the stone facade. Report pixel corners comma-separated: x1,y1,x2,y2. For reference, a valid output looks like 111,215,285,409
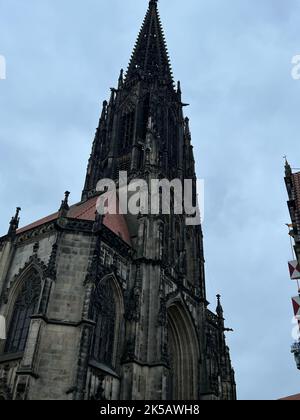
0,0,236,400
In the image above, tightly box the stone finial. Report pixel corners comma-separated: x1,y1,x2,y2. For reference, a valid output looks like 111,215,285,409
216,294,224,319
184,117,191,137
8,207,21,237
109,88,116,107
284,156,292,177
177,81,182,100
59,191,70,215
101,101,108,121
118,69,124,89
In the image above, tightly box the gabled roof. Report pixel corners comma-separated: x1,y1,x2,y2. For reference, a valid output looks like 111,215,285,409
17,196,132,246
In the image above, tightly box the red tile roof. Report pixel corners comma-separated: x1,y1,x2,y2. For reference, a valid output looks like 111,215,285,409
280,393,300,401
17,196,132,246
17,213,57,234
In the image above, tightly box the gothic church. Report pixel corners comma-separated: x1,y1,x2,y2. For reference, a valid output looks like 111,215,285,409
0,0,236,400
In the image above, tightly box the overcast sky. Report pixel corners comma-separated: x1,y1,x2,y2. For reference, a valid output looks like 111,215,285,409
1,0,300,400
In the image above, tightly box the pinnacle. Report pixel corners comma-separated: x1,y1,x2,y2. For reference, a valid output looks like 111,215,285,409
125,0,174,86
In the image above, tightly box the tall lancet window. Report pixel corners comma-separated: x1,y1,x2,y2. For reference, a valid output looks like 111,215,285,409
138,94,150,141
167,304,199,400
120,111,135,153
5,273,41,354
91,279,117,368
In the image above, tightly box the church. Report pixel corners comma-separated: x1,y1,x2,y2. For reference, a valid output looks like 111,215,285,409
0,0,236,400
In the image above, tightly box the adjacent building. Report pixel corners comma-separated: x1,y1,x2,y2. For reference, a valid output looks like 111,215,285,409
285,160,300,371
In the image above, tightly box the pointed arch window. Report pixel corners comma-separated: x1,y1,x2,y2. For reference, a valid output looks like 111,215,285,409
5,273,41,354
120,110,135,152
91,279,117,368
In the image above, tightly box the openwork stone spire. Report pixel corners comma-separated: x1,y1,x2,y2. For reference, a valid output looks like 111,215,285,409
125,0,174,85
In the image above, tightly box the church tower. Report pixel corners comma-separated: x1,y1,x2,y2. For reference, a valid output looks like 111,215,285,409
0,1,236,400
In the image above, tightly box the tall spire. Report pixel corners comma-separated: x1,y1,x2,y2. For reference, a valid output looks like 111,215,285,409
125,0,174,86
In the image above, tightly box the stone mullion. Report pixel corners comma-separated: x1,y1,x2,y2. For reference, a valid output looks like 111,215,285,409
73,280,95,400
73,234,99,401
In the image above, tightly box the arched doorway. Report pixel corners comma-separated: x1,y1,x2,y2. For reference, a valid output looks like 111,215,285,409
167,303,199,400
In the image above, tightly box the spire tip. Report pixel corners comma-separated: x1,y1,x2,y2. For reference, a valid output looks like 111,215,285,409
284,156,292,177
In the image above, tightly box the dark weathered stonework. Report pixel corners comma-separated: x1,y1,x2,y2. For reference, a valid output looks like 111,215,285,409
0,0,236,400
